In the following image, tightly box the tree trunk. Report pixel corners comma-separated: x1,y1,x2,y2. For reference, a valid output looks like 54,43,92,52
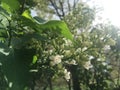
48,78,53,90
68,79,72,90
70,65,81,90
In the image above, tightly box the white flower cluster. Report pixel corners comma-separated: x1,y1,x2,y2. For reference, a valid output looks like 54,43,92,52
65,59,77,65
82,47,87,52
75,48,81,54
83,60,93,70
64,69,71,81
64,50,72,56
103,45,111,53
49,55,63,66
63,38,73,47
89,56,94,60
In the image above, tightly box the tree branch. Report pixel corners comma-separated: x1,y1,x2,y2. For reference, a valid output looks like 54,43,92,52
59,0,65,17
73,0,79,9
49,0,63,20
67,0,71,12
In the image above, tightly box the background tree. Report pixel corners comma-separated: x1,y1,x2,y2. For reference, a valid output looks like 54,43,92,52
32,0,120,90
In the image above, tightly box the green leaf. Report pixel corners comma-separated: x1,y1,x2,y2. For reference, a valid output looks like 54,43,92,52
20,16,38,29
0,5,10,15
1,0,20,13
21,10,40,31
0,48,9,56
1,2,11,13
0,42,10,56
0,29,8,37
39,20,73,40
21,11,73,40
22,10,33,21
21,14,73,40
32,55,38,64
34,16,46,23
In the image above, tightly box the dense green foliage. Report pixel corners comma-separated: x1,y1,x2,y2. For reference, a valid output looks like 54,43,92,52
0,0,120,90
0,0,72,90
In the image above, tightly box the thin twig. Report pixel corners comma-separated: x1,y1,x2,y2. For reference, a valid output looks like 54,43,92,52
67,0,71,12
20,0,26,14
59,0,65,17
7,20,12,47
49,0,63,20
73,0,79,9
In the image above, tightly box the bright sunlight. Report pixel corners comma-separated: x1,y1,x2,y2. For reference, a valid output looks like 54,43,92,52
102,0,120,26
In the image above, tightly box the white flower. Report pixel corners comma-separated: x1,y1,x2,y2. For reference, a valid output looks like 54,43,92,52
83,60,93,70
0,63,2,66
49,55,63,66
64,69,71,81
102,62,107,66
64,50,71,56
63,38,72,46
103,45,111,53
100,37,104,40
43,48,54,55
69,60,77,65
75,48,81,53
65,59,77,65
103,69,107,72
89,56,94,60
0,48,10,56
64,69,67,73
97,58,105,61
97,58,101,61
9,82,13,88
82,47,87,52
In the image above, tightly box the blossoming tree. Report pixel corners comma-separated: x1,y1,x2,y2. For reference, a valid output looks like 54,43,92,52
0,0,120,90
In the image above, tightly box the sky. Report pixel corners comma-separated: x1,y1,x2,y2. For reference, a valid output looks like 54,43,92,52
101,0,120,27
78,0,120,27
32,0,120,27
88,0,120,27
